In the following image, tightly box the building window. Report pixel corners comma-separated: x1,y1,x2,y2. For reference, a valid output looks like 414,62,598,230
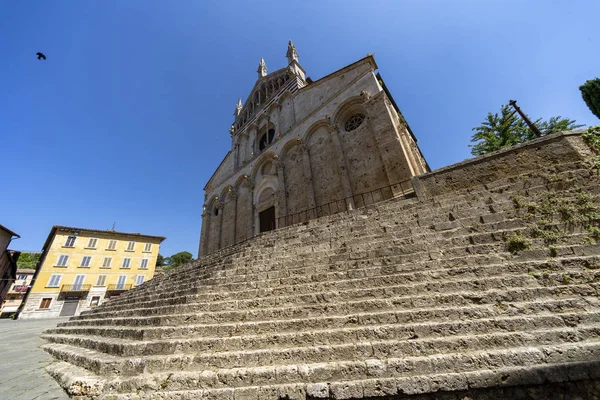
101,257,112,268
143,243,152,253
87,238,98,249
259,127,276,151
18,274,27,280
56,255,69,267
39,298,52,309
344,113,366,132
64,236,77,248
107,240,117,250
47,274,62,288
135,275,145,286
96,275,107,286
90,296,101,307
140,259,149,270
121,258,131,269
116,275,127,290
80,256,92,268
73,275,86,290
126,241,135,252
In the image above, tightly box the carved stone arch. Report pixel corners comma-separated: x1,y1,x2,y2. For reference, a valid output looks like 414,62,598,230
276,91,293,106
251,151,278,181
234,174,250,190
207,195,220,211
302,119,335,144
254,180,278,206
257,113,269,127
280,137,302,161
332,96,367,127
219,185,235,202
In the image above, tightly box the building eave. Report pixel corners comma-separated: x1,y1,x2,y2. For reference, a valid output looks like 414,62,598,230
296,55,378,94
0,224,20,238
41,225,167,252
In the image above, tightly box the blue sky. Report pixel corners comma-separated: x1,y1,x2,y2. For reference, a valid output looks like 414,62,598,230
1,1,599,257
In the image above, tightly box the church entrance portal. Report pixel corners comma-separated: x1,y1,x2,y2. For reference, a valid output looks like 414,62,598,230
259,206,276,233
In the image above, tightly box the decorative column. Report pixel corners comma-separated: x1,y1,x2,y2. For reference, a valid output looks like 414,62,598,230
326,116,355,211
299,142,317,209
245,177,255,238
273,156,287,225
199,206,210,257
230,189,238,244
215,201,224,251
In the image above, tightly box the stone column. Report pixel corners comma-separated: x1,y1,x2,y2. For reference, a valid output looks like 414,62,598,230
299,142,317,210
230,189,238,244
199,207,210,257
274,157,287,225
326,118,355,211
245,177,255,238
215,201,224,251
364,91,415,187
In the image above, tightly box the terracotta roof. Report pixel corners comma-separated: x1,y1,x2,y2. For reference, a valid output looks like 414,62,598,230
41,225,166,252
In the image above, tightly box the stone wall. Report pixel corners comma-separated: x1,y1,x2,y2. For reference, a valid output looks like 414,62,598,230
308,125,344,207
413,130,591,200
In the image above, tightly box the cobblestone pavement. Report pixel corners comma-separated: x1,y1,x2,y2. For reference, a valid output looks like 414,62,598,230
0,318,70,400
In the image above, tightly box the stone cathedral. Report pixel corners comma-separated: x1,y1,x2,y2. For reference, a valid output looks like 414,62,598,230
199,42,429,256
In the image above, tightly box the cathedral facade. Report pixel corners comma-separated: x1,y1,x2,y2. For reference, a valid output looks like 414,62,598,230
199,42,429,256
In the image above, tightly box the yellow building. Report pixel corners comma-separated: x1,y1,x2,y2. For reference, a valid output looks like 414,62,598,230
18,225,165,319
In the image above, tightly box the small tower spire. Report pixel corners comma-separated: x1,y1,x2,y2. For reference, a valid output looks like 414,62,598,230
257,58,268,78
234,98,243,116
286,40,298,64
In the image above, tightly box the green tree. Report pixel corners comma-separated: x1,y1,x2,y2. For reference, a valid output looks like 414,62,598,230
161,251,194,272
16,252,41,269
470,105,583,156
168,251,193,268
156,253,165,268
580,78,600,120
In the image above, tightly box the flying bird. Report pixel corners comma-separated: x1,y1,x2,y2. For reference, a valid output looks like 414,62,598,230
36,52,46,60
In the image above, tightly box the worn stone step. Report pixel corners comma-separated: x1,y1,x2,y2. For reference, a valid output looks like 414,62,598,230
71,273,544,322
88,253,599,316
42,302,597,357
43,339,600,388
58,282,600,331
50,296,595,341
46,358,600,400
76,266,600,323
110,229,597,309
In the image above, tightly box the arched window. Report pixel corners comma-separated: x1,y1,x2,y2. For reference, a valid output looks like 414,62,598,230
258,124,276,151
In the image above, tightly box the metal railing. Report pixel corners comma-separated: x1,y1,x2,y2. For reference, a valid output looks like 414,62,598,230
276,179,414,228
107,284,132,291
60,284,92,293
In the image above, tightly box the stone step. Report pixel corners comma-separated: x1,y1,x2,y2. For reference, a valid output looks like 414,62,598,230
71,273,546,322
46,358,600,400
49,296,595,341
108,179,600,304
109,227,597,307
88,253,598,316
43,339,600,389
57,282,600,330
42,301,597,357
75,266,600,323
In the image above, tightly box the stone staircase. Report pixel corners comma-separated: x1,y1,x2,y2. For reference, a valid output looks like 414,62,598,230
41,132,600,399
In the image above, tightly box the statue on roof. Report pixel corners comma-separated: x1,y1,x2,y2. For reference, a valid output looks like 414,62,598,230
286,40,298,64
257,58,268,78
